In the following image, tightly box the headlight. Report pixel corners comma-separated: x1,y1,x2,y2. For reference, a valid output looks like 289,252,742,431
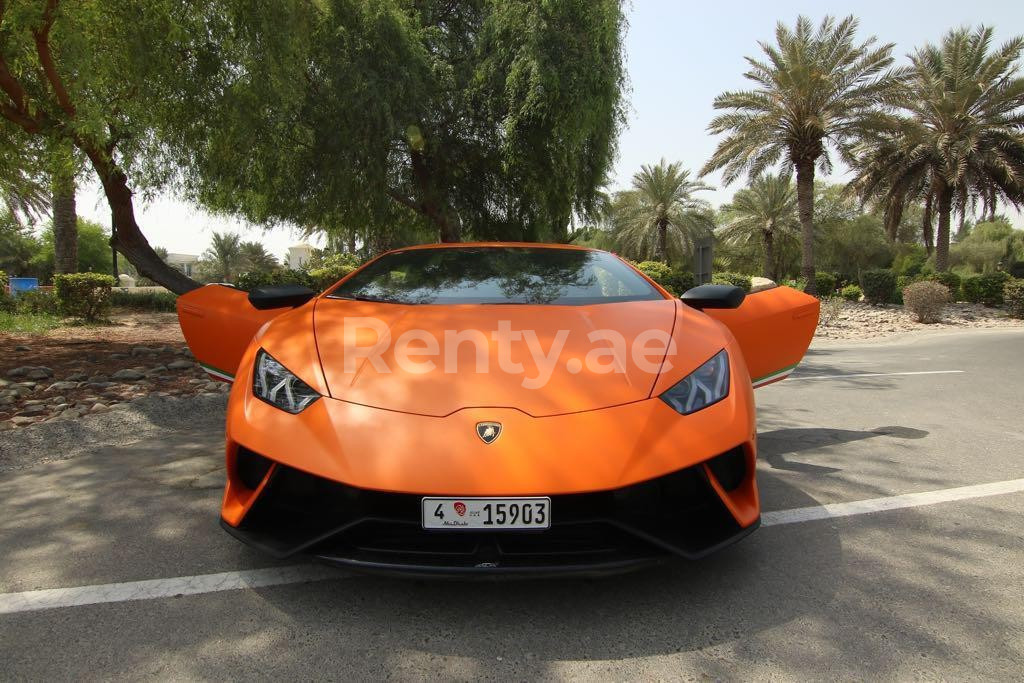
253,350,320,414
660,350,729,415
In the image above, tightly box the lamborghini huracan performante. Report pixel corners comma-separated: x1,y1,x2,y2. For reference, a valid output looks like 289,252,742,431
177,243,818,576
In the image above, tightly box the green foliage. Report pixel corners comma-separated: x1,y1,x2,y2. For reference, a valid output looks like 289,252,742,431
52,273,117,321
187,0,627,244
1003,279,1024,319
234,269,317,293
816,213,893,282
902,280,950,323
307,252,362,290
712,272,753,292
891,243,928,277
925,272,961,301
961,272,1011,307
612,161,714,264
239,242,279,274
198,232,244,283
717,172,799,280
839,284,863,302
950,220,1022,274
109,290,178,312
31,219,114,282
814,272,837,296
0,312,62,335
668,269,696,294
12,289,58,315
894,275,915,305
0,291,14,313
860,268,897,304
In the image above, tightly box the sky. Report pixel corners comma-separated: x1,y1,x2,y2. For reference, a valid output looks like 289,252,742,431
77,0,1024,258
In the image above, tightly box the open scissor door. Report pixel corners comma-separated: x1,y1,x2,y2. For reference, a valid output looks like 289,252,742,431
702,286,819,388
177,285,283,382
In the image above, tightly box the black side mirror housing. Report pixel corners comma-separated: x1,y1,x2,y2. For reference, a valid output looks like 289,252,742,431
248,284,317,310
680,284,746,310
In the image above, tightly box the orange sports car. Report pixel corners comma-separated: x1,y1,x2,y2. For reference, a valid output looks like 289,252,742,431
177,243,818,576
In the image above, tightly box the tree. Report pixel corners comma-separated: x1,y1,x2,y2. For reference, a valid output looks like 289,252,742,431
701,16,904,294
240,241,278,274
50,144,78,274
611,160,714,265
718,173,799,280
0,125,49,225
200,232,244,283
850,27,1024,272
183,0,627,245
0,0,283,293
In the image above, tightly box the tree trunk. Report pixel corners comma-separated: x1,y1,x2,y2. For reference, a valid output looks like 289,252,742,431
657,219,668,265
794,158,817,295
922,189,934,255
51,172,77,274
86,151,199,294
762,228,775,280
934,181,953,272
988,186,996,222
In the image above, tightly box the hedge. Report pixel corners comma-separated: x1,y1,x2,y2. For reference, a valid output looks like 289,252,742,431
839,284,862,302
860,269,897,304
1004,279,1024,319
814,272,837,296
110,289,178,312
925,271,961,301
961,272,1010,307
52,273,117,321
235,269,316,292
711,271,753,292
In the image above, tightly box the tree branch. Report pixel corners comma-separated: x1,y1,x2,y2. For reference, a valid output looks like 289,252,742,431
387,189,422,213
33,0,76,117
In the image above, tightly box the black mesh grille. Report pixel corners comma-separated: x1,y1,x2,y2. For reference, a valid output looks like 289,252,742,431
232,450,752,571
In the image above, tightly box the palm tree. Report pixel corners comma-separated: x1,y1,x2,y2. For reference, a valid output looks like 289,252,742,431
202,232,244,282
851,27,1024,271
612,160,714,265
701,16,903,294
719,173,799,280
240,241,279,273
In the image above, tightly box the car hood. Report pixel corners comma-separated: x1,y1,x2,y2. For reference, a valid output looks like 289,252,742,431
312,297,681,417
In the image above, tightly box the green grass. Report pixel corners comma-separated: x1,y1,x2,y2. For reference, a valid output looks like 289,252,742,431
0,312,63,335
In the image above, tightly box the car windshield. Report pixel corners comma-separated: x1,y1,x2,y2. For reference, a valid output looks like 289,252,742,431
327,247,664,305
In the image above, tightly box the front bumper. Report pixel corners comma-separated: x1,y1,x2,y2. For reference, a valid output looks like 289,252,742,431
223,445,758,576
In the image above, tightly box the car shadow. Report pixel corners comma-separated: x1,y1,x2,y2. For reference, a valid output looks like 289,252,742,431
758,425,929,474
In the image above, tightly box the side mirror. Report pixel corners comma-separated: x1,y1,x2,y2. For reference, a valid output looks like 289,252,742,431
248,284,317,310
680,284,746,310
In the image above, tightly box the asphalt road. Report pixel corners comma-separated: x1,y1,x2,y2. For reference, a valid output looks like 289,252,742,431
1,328,1022,680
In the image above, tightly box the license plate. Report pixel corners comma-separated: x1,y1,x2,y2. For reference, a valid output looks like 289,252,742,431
421,497,551,530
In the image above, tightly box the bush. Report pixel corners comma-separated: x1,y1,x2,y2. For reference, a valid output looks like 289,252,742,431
818,296,845,327
14,289,58,314
1004,279,1024,319
814,272,837,296
711,271,753,292
894,275,918,305
961,272,1011,307
632,261,679,294
0,292,14,313
235,268,317,292
925,271,961,301
667,268,695,295
859,268,897,304
110,289,178,312
839,284,862,302
52,273,117,321
902,281,950,323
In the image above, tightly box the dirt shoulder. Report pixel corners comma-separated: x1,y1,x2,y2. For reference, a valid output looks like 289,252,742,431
815,301,1023,341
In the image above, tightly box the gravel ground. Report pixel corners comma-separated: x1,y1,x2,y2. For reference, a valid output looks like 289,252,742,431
0,393,227,472
815,300,1023,340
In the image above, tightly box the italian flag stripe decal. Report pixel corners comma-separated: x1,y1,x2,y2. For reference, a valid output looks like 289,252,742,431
199,362,235,383
751,363,798,388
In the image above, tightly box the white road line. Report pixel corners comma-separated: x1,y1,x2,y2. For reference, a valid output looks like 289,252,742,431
0,564,336,616
788,369,964,381
762,478,1024,526
2,476,1022,616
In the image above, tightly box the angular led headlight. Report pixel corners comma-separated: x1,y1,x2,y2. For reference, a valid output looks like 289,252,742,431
660,350,729,415
253,350,320,414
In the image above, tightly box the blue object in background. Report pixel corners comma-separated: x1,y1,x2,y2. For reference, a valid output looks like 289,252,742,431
8,277,39,295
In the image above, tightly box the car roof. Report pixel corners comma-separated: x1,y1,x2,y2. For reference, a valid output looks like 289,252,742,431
383,242,600,255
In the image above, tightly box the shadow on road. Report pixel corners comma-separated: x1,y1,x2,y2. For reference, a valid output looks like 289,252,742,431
758,425,929,474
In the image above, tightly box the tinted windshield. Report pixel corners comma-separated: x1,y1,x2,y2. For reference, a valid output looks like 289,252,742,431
327,247,664,305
